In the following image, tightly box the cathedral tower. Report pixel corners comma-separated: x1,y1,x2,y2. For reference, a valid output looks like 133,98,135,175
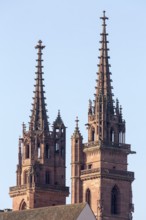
71,12,135,220
9,40,69,210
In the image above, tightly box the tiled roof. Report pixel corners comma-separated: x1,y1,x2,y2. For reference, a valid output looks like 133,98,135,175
0,203,87,220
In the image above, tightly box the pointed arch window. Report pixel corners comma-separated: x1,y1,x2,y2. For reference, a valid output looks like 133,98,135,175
111,185,120,214
86,188,91,206
19,200,27,210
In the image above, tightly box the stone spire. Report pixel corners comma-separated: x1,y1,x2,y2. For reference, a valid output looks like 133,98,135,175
94,10,114,116
30,40,49,131
87,11,126,144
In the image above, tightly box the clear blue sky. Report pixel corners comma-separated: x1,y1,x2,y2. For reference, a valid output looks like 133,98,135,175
0,1,145,219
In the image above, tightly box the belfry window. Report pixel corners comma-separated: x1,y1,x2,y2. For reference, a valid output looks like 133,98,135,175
111,185,120,214
86,188,91,206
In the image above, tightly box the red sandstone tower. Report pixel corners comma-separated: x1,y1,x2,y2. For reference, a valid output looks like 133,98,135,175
9,40,69,210
71,11,135,220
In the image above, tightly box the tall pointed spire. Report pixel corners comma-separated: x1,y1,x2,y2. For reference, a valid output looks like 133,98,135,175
30,40,49,131
87,11,126,143
95,11,114,115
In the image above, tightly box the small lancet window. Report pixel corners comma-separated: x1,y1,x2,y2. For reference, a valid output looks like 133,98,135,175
55,128,59,138
38,143,41,158
86,188,91,206
110,128,114,143
55,142,59,152
25,144,30,159
91,129,95,141
119,132,122,143
46,144,50,158
111,185,120,215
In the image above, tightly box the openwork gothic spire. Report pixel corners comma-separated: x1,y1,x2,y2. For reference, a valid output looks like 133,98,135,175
87,11,125,144
95,11,114,115
29,40,49,131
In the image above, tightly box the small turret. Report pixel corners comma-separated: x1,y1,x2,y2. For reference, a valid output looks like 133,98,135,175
71,117,83,204
53,110,66,156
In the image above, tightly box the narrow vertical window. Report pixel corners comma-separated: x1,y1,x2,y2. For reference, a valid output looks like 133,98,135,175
91,129,95,141
110,128,114,142
56,128,59,138
55,142,59,151
46,144,50,158
111,185,120,214
45,171,50,184
86,188,91,206
38,143,41,158
26,144,30,159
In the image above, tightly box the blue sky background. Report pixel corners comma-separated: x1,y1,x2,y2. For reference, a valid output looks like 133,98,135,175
0,1,145,219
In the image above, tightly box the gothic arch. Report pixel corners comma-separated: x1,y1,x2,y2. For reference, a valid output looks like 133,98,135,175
85,188,91,206
19,199,27,210
111,185,120,214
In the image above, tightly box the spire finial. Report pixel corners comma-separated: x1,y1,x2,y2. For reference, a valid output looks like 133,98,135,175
75,116,79,129
35,40,45,50
100,10,108,25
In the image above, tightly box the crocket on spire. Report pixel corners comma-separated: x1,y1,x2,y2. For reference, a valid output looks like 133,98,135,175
30,40,49,131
